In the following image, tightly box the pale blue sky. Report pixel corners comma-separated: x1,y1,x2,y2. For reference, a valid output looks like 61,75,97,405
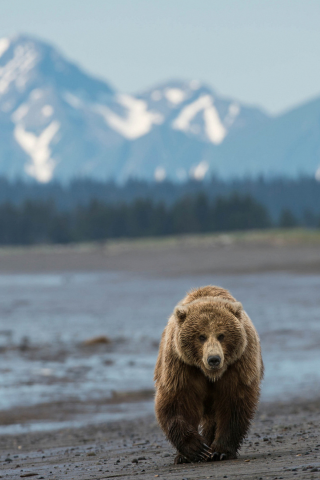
1,0,320,114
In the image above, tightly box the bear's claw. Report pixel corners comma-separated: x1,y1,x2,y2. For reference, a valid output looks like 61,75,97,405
198,443,213,462
175,443,213,464
174,454,190,464
212,451,230,461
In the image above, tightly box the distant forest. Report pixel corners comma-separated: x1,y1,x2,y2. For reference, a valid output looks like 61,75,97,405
0,192,319,245
0,175,320,223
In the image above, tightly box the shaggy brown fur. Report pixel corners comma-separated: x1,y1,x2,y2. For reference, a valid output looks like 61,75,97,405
154,286,264,464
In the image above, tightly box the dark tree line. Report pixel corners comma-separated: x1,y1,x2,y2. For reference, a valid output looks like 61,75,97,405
0,193,285,245
1,192,319,246
1,175,320,223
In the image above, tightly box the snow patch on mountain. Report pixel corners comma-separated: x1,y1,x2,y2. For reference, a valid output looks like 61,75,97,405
164,88,186,105
11,103,29,122
0,42,38,94
63,91,83,109
224,103,240,127
191,160,209,180
42,105,54,117
14,121,60,182
173,94,226,144
94,94,164,139
154,166,166,182
0,38,10,58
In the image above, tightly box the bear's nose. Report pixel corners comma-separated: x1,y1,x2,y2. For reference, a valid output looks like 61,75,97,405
207,355,221,367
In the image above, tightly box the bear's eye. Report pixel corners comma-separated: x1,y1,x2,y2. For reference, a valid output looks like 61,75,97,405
217,334,225,342
199,335,207,343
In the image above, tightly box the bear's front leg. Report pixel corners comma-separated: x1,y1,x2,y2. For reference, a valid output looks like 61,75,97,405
211,384,259,460
155,389,213,463
168,415,213,464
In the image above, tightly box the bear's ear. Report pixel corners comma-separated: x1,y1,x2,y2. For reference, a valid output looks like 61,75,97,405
226,301,243,319
174,305,188,323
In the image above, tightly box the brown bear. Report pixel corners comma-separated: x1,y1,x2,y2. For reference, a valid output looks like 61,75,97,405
154,285,263,464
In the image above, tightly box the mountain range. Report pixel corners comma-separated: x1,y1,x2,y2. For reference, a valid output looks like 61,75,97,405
0,34,319,183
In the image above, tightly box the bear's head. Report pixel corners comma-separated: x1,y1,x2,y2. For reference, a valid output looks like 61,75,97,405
173,297,247,381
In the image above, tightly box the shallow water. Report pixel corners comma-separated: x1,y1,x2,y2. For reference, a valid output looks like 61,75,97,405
1,271,320,417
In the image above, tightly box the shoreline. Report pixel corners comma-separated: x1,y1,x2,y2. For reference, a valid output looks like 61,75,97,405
1,229,320,276
1,389,319,433
1,391,319,434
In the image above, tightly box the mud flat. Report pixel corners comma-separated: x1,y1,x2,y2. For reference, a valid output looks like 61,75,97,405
1,229,320,276
1,399,319,480
1,230,320,478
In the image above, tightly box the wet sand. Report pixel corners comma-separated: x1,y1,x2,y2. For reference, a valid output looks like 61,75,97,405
1,399,319,479
1,229,320,276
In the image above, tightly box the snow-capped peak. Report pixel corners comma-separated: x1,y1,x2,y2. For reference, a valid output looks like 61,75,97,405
0,34,274,184
137,80,244,145
0,34,114,102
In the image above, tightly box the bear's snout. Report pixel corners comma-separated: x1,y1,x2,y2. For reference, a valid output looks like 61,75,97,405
202,338,224,373
207,355,221,368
